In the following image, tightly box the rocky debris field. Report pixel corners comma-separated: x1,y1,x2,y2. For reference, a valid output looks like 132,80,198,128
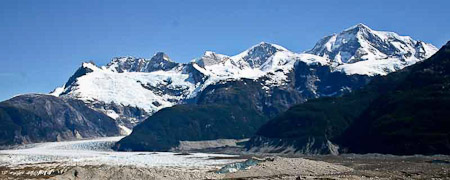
23,157,353,180
2,154,449,180
306,154,450,179
0,137,449,180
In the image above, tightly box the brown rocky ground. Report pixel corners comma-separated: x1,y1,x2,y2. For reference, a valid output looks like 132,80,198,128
1,155,449,180
305,154,450,179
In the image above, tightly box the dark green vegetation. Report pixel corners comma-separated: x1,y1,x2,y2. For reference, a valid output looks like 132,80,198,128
248,41,450,155
115,104,267,151
115,59,371,151
115,79,271,151
0,94,120,146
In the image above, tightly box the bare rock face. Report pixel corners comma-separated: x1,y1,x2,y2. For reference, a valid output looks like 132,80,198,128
0,94,120,146
246,136,340,155
106,52,178,73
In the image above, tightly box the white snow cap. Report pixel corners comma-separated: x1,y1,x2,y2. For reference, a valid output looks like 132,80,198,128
307,23,438,75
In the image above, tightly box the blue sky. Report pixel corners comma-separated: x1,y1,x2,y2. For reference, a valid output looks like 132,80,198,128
1,0,449,101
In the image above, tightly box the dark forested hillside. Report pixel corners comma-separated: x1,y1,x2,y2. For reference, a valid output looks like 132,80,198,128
114,104,267,151
114,79,273,151
247,41,450,155
114,62,370,152
0,94,120,146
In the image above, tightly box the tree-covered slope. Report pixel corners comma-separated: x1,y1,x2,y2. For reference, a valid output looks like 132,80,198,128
114,104,267,151
114,79,272,151
340,41,450,155
114,63,370,152
247,41,450,155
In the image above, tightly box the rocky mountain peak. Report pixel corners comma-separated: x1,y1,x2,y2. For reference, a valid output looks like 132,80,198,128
105,57,146,73
195,51,230,68
233,42,288,68
105,52,178,73
344,23,372,33
307,23,438,65
151,52,173,62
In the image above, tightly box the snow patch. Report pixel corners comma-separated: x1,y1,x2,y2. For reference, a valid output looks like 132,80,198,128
118,125,132,135
50,86,64,97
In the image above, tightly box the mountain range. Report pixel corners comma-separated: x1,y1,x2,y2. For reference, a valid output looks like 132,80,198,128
0,24,440,151
52,24,436,132
111,24,438,151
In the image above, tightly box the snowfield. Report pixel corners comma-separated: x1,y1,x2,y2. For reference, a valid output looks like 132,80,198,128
64,63,196,114
0,137,243,168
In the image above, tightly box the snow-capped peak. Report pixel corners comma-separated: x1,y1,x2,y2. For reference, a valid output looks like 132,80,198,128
257,42,289,51
307,23,438,75
203,51,218,57
82,62,101,71
308,23,437,64
232,42,289,68
105,52,178,73
195,51,230,68
344,23,372,32
151,52,173,63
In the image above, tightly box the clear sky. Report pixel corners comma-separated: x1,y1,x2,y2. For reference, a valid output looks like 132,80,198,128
1,0,449,101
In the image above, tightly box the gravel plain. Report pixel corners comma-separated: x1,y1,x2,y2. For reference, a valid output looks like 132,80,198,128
0,137,449,180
